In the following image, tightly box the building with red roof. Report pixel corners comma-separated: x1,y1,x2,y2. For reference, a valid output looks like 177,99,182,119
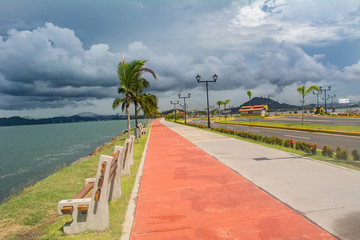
238,105,267,117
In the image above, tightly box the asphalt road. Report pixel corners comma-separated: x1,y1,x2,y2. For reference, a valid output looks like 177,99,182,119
189,119,360,151
233,114,360,126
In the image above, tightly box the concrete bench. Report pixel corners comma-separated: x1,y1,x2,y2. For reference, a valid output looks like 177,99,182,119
57,136,135,235
120,137,135,176
137,123,147,136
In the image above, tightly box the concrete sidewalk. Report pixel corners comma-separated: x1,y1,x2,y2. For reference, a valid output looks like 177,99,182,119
128,120,360,239
159,120,360,240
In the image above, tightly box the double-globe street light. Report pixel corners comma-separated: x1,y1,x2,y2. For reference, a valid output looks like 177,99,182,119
170,100,179,122
196,74,217,128
178,93,191,124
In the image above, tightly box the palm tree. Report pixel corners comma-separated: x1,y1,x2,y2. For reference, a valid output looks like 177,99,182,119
132,77,150,127
113,59,156,138
138,92,158,124
297,85,320,125
223,99,231,121
247,90,252,122
217,100,224,120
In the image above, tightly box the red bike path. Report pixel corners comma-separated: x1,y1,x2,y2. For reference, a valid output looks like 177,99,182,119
130,120,336,239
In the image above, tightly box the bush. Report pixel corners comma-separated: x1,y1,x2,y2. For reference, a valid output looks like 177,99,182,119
275,137,283,146
309,143,317,154
322,145,334,158
336,146,348,160
352,149,360,161
284,139,294,148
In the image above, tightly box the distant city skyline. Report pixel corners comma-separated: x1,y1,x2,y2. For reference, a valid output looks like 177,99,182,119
0,0,359,118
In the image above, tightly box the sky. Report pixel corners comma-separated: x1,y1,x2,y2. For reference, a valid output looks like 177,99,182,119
0,0,359,118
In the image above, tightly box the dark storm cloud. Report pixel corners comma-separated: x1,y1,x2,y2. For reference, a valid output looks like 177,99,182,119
0,23,120,110
0,21,359,111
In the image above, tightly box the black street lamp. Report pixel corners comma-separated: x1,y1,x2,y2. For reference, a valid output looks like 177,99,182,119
329,94,336,112
196,74,217,128
313,90,322,107
320,86,331,114
178,93,191,124
170,100,179,122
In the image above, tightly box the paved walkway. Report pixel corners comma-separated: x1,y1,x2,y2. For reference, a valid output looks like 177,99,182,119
129,120,360,239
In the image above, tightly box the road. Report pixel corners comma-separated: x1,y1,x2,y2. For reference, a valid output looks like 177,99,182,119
189,119,360,151
233,114,360,126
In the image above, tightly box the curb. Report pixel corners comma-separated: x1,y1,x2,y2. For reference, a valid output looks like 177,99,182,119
213,121,360,137
120,126,151,240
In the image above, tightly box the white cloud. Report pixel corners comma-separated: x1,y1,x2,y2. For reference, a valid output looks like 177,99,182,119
342,60,360,82
128,41,148,51
193,0,360,51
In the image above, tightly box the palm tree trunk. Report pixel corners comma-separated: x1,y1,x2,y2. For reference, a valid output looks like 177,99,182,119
302,100,304,125
249,99,251,123
134,102,138,128
126,102,131,139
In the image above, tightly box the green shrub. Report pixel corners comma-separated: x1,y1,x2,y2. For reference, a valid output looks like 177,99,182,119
275,137,283,146
336,146,348,160
352,149,360,161
284,139,294,148
322,145,334,158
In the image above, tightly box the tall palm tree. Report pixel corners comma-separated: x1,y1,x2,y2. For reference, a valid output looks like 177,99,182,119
297,85,320,125
113,59,156,138
247,90,252,122
217,100,224,120
223,99,231,121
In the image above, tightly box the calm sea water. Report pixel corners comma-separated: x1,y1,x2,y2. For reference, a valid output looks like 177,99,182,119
0,119,141,203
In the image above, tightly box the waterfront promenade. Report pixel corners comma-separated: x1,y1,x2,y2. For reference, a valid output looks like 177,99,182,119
127,119,360,240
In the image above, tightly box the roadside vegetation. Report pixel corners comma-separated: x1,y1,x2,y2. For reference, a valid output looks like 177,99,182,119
214,119,360,133
175,121,360,171
0,128,149,239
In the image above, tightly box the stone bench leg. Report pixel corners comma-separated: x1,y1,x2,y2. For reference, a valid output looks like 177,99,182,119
109,146,123,201
115,145,130,177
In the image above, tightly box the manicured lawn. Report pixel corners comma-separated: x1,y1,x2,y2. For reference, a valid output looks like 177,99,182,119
0,128,149,240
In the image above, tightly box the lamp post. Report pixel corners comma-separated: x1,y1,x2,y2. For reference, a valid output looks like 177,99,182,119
196,74,217,128
170,100,179,122
329,94,336,112
178,93,191,124
320,86,331,114
313,90,322,107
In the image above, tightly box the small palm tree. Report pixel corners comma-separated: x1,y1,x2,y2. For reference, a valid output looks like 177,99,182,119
138,93,158,124
132,77,150,127
223,99,231,121
297,85,320,125
113,59,156,138
247,90,252,122
217,100,224,120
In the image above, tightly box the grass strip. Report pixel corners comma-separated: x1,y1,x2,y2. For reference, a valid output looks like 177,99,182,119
214,120,360,134
174,121,360,172
0,127,149,240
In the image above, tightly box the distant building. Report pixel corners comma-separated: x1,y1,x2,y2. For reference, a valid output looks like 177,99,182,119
238,105,267,117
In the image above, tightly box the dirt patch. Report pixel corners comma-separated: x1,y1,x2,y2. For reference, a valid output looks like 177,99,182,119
0,222,32,240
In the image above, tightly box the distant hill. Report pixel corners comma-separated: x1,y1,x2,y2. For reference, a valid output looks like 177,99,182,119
0,113,128,127
239,97,299,110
